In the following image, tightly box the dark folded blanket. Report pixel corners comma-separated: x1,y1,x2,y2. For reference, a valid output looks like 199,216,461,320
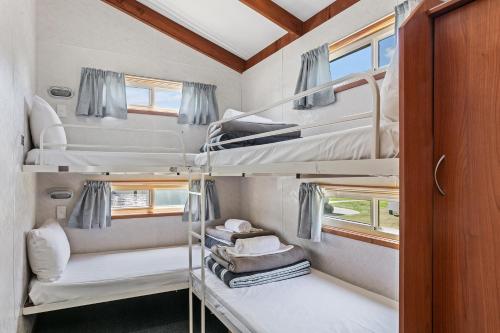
204,235,233,249
205,227,275,243
211,245,307,273
201,120,301,152
205,257,311,288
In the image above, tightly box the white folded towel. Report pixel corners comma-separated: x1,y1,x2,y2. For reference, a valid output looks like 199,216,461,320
224,219,252,233
216,225,263,233
233,235,281,255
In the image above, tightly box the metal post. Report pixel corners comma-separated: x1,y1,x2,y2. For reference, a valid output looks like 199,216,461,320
200,173,206,333
188,169,193,333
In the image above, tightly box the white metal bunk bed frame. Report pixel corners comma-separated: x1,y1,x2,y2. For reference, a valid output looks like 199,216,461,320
188,73,399,333
22,124,189,174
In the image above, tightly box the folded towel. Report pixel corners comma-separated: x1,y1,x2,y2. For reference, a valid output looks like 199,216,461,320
211,245,307,273
226,243,293,257
215,226,263,233
206,226,274,243
204,235,233,249
233,235,280,255
206,257,311,288
224,219,252,233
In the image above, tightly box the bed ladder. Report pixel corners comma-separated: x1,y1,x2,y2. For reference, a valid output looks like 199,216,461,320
188,169,208,333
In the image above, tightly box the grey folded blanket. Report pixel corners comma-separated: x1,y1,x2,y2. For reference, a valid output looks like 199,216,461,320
211,245,307,273
201,120,301,152
205,226,275,243
206,257,311,288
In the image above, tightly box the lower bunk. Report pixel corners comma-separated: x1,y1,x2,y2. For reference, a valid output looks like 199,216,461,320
23,245,204,315
192,267,398,333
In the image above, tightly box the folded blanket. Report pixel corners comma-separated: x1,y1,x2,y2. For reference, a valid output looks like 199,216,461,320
201,119,301,152
206,257,311,288
204,235,233,249
206,227,274,243
234,235,280,255
211,245,307,273
224,219,252,233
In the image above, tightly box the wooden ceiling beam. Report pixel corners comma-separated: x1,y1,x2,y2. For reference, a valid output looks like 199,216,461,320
245,0,360,71
101,0,246,73
239,0,303,36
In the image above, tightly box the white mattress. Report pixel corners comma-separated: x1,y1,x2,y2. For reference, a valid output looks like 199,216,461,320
29,245,204,306
25,149,196,167
193,268,398,333
195,123,399,166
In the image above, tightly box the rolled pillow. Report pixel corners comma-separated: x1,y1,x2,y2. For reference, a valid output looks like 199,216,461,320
27,219,71,282
224,219,252,233
234,235,281,255
30,95,67,150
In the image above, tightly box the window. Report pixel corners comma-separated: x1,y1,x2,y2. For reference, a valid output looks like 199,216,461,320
322,186,399,242
125,75,182,116
111,181,188,219
329,14,396,80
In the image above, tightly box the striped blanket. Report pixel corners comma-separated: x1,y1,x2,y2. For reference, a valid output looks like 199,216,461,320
205,257,311,288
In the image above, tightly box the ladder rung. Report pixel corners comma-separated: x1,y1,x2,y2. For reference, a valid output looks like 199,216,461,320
189,191,201,196
190,231,202,240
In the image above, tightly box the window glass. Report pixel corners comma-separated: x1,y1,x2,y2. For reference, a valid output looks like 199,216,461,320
324,196,372,225
111,189,150,209
154,189,188,208
126,86,150,106
378,34,396,68
378,199,399,234
330,45,372,80
154,88,182,111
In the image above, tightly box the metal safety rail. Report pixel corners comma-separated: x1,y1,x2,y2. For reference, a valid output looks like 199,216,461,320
203,73,382,175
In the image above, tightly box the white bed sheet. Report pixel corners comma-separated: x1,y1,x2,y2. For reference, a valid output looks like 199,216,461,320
195,122,399,166
25,149,196,167
193,268,398,333
29,245,204,306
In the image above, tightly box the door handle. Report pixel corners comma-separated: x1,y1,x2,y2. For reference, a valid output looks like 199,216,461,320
434,154,446,196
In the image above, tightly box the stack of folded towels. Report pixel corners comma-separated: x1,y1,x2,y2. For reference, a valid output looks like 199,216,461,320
204,219,275,248
206,234,311,288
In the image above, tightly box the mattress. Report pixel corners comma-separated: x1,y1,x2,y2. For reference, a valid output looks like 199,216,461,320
193,268,398,333
29,245,204,306
195,122,399,167
25,149,196,167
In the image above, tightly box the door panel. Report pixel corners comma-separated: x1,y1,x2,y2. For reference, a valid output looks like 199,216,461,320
433,0,500,332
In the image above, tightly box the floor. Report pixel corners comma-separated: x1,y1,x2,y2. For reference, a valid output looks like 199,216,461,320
34,290,226,333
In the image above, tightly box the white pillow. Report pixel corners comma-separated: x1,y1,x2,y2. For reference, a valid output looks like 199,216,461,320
223,108,279,124
380,53,399,122
30,96,67,150
27,219,71,282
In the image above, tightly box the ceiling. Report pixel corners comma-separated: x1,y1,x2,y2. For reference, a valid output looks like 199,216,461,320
103,0,357,73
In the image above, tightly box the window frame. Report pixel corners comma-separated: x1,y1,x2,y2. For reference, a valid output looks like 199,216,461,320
111,181,188,219
329,14,395,79
125,75,183,117
322,186,399,247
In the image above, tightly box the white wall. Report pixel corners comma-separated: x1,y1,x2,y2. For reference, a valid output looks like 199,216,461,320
239,0,399,300
36,174,241,254
36,0,242,153
0,0,37,332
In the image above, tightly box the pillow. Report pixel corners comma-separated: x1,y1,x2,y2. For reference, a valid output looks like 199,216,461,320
222,108,280,124
380,53,399,122
30,96,67,150
27,219,71,282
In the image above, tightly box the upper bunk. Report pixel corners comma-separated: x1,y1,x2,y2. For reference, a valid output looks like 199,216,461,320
196,72,399,177
23,72,398,177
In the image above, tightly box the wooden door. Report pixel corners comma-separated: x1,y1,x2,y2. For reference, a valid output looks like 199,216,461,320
433,0,500,332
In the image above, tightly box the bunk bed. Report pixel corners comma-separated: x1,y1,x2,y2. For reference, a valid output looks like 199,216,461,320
23,124,194,174
187,72,400,333
23,245,206,315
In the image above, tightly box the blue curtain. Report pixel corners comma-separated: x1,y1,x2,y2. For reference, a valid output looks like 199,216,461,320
182,180,220,222
76,68,127,119
293,44,336,110
177,82,219,125
297,183,324,242
68,181,112,229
